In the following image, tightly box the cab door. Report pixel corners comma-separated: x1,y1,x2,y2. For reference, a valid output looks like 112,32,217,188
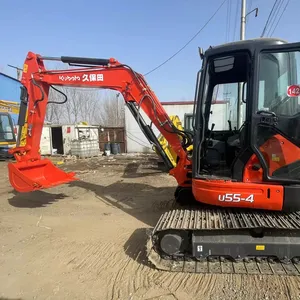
252,42,300,184
0,112,16,157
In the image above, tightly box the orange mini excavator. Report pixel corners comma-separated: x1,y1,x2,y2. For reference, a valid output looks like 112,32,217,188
7,38,300,275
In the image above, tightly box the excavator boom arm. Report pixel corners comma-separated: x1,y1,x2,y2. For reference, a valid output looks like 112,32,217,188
8,52,191,192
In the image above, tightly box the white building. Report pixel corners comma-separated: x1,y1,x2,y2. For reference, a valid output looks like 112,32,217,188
125,101,229,153
40,124,99,155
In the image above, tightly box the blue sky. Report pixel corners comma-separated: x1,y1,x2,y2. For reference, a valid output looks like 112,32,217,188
0,0,298,101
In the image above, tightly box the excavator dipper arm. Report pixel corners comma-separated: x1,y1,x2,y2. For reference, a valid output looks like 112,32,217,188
8,52,191,192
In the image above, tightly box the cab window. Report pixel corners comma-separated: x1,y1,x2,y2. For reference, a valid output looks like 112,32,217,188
0,114,14,142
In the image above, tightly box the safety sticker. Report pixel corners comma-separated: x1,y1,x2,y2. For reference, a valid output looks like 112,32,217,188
272,154,280,162
23,64,28,73
287,85,300,97
256,245,265,251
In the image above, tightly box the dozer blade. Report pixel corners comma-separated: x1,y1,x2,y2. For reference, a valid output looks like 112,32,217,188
8,158,78,192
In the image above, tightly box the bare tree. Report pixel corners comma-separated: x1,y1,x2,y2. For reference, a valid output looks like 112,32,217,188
46,85,125,127
94,90,125,127
45,103,63,124
42,62,126,126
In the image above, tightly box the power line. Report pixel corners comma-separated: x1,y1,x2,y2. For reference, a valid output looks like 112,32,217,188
144,0,228,76
260,0,280,37
269,0,290,36
265,0,284,36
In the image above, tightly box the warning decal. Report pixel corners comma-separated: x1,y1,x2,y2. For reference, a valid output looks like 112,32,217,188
287,85,300,97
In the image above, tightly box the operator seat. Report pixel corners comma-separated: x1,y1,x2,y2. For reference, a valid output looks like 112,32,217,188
227,133,240,147
230,122,251,181
227,122,246,148
225,122,247,168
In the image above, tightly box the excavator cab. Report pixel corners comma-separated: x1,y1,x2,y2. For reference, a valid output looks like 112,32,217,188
0,112,16,158
148,39,300,273
192,38,300,210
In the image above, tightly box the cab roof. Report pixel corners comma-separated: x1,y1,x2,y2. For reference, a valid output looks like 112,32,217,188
204,37,288,57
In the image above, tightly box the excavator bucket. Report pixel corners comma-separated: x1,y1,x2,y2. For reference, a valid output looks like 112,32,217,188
8,158,78,193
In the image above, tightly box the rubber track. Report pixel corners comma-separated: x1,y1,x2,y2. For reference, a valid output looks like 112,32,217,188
146,208,300,275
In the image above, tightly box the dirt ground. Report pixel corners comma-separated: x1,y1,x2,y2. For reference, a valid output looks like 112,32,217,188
1,154,300,300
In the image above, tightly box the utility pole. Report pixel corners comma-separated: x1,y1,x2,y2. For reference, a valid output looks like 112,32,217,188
237,0,246,129
240,0,246,40
237,0,258,128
